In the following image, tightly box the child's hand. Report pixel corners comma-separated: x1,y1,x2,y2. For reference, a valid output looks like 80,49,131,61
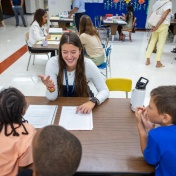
135,107,145,124
141,111,155,132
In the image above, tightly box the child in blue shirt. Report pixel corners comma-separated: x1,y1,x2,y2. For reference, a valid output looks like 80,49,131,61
135,85,176,176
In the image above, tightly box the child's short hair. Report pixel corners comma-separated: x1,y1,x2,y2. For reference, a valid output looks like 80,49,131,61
0,87,28,136
151,85,176,124
33,125,82,176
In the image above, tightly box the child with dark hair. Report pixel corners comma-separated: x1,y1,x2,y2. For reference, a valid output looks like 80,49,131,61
18,125,82,176
135,85,176,175
117,4,134,41
0,87,36,175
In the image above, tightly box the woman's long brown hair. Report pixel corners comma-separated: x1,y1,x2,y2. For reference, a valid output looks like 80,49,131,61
58,32,90,97
79,15,100,40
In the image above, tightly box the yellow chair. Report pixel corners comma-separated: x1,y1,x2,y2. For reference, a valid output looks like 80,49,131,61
106,78,132,98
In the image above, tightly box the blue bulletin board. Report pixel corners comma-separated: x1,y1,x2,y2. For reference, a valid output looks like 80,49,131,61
85,0,149,29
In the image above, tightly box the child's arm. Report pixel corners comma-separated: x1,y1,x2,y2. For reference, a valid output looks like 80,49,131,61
135,107,148,154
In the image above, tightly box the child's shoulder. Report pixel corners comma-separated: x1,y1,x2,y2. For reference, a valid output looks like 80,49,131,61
149,125,176,137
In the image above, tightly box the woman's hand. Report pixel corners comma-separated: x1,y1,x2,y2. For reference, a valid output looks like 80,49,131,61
46,35,51,40
76,101,96,114
38,75,55,88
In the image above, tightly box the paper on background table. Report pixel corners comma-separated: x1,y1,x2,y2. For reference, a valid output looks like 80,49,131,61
59,106,93,130
36,41,60,45
50,17,60,20
103,20,113,23
48,35,61,41
24,105,58,128
49,28,63,34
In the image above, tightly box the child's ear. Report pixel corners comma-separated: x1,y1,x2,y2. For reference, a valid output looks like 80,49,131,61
162,113,172,124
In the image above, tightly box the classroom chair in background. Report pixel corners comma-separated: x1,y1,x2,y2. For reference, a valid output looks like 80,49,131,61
98,45,112,78
25,32,50,71
122,17,137,42
106,78,132,98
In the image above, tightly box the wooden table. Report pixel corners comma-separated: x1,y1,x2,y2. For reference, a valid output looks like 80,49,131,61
25,97,154,175
103,18,127,41
170,19,176,35
50,17,74,30
32,43,59,51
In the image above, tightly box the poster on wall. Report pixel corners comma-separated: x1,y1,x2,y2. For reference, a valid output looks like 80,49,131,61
84,0,103,3
103,0,147,11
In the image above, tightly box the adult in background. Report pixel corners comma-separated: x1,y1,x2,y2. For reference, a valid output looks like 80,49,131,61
28,9,55,57
10,0,27,27
68,0,85,32
18,125,82,176
39,32,109,114
146,0,172,68
117,4,134,41
79,15,105,66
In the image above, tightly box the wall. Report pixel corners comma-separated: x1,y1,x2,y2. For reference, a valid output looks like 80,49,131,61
35,0,44,10
48,0,176,29
48,0,71,17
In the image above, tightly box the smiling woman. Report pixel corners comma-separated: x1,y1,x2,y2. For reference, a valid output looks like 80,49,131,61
39,32,109,114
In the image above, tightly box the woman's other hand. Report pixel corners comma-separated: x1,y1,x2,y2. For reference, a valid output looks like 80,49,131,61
76,101,96,114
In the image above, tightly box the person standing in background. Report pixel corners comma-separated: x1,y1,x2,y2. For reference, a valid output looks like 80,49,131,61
10,0,27,27
68,0,85,32
145,0,172,68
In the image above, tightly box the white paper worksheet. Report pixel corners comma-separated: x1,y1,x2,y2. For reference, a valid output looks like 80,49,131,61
59,106,93,130
24,105,58,128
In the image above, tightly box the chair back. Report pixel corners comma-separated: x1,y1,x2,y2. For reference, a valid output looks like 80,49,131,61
132,17,137,31
97,45,112,78
25,32,30,53
106,78,132,98
25,32,29,41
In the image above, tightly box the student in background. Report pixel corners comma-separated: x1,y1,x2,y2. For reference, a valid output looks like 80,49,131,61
145,0,172,68
28,9,55,57
39,32,109,114
68,0,85,32
79,15,105,66
135,85,176,175
0,87,36,175
18,125,82,176
10,0,27,27
117,4,134,41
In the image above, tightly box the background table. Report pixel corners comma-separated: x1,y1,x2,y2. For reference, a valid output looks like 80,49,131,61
103,18,127,41
26,97,154,175
32,42,59,51
50,17,74,30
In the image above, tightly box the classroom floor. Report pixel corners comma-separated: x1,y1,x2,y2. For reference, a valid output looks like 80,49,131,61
0,14,176,107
